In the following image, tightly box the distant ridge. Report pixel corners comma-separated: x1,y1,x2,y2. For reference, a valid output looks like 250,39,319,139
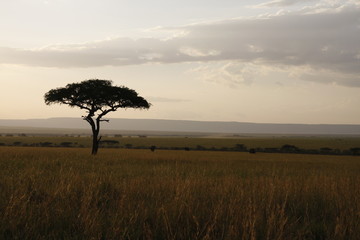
0,118,360,135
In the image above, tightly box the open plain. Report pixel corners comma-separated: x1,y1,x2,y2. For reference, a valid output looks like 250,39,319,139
1,137,359,239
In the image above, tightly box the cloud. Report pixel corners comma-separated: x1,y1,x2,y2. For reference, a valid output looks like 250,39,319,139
295,67,360,87
179,47,220,57
253,0,316,8
0,1,359,87
189,62,266,86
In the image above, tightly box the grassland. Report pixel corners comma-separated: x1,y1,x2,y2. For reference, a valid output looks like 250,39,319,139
0,145,359,239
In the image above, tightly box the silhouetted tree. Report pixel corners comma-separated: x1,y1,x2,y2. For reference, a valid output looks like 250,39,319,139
44,79,150,155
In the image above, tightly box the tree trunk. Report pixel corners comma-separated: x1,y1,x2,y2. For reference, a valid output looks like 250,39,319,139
91,131,100,155
91,122,102,155
84,115,101,155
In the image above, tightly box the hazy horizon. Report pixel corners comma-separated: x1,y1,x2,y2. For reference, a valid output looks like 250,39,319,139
0,116,360,126
1,0,359,124
1,117,360,135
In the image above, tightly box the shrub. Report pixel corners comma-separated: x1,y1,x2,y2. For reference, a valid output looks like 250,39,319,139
39,142,53,147
281,144,299,153
60,142,73,147
349,147,360,155
196,145,206,150
234,144,247,151
100,140,120,145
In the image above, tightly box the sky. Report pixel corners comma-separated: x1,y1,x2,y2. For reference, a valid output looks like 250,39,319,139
0,0,359,124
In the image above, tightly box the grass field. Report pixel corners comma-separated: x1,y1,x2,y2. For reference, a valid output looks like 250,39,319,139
0,146,359,239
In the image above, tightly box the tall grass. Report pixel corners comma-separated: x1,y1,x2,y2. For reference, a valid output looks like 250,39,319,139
0,147,359,239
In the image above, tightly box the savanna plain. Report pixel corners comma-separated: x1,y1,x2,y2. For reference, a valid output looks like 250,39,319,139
0,136,360,240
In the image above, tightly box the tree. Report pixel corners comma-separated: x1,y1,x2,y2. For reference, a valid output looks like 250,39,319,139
44,79,150,155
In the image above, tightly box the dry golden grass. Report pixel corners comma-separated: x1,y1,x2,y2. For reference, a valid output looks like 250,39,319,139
0,147,359,239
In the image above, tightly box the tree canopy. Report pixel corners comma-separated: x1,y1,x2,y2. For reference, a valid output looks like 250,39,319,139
44,79,150,116
44,79,151,154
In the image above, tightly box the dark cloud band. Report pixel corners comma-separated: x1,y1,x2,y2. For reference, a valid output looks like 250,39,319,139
0,2,359,86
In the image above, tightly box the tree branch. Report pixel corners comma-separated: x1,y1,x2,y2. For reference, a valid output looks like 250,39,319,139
97,107,116,120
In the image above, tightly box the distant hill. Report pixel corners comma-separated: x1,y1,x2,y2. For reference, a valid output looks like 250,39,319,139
0,118,360,135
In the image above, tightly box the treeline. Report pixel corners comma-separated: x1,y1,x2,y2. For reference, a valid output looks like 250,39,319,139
1,140,360,156
0,141,84,148
140,143,360,156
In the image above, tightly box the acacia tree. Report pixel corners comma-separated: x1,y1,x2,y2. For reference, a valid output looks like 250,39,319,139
44,79,150,155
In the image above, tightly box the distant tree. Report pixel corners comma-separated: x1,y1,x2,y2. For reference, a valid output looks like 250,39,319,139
349,147,360,155
44,79,150,155
100,140,120,146
125,144,133,149
249,148,256,154
234,144,247,151
39,142,53,147
280,144,299,153
60,142,73,147
13,141,22,146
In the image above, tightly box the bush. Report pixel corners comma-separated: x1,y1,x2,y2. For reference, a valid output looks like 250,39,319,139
264,148,280,153
60,142,73,147
196,145,206,150
320,147,333,154
281,144,299,153
39,142,53,147
234,144,247,151
100,140,120,145
349,148,360,155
